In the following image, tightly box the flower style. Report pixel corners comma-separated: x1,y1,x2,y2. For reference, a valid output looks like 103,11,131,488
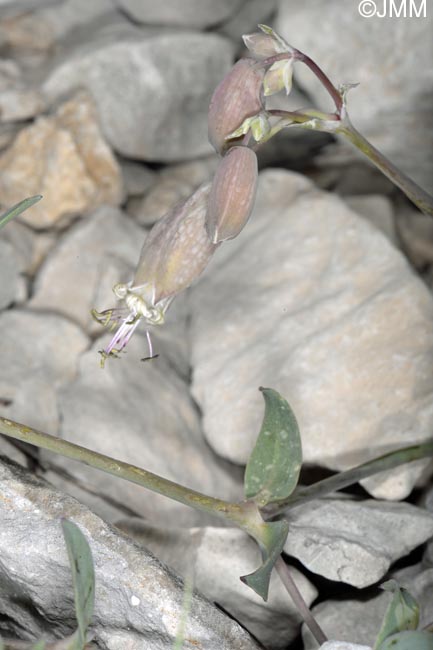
93,183,217,366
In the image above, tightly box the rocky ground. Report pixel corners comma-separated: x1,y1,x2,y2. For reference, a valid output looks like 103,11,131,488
0,1,432,649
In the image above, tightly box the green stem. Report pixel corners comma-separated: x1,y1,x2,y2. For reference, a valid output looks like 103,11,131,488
263,439,433,518
0,416,245,526
338,119,433,216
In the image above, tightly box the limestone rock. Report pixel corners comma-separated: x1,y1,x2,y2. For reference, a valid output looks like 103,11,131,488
0,92,123,229
0,0,117,56
284,499,433,587
189,169,433,500
119,520,317,649
31,205,144,331
0,310,89,403
395,202,433,269
0,457,261,649
219,0,277,43
0,239,20,309
275,1,433,193
114,0,244,29
129,156,218,226
51,335,243,524
0,87,45,122
119,158,156,198
344,195,398,247
43,33,235,161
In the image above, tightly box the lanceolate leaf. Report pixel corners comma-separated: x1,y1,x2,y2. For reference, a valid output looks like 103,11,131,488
244,388,302,507
374,580,419,649
240,518,289,601
377,631,433,650
61,520,95,649
0,196,42,231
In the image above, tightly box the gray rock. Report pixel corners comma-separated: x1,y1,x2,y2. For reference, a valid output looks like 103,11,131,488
0,0,117,56
119,158,156,198
0,239,20,309
51,334,243,525
0,457,261,649
0,310,89,403
128,156,218,226
115,0,244,29
219,0,277,43
0,57,45,121
43,33,235,161
344,195,398,247
189,169,433,500
31,206,144,332
284,499,433,587
395,202,433,269
0,219,37,274
275,1,433,194
118,520,317,649
302,565,433,649
37,0,117,41
0,87,45,122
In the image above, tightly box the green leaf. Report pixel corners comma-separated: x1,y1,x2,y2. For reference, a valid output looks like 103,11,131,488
374,580,419,649
377,631,433,650
0,196,42,230
244,387,302,507
32,643,46,650
61,520,95,650
240,518,289,600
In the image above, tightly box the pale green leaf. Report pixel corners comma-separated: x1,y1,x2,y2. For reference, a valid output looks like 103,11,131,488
244,387,302,507
377,631,433,650
61,520,95,650
374,580,419,649
0,196,42,231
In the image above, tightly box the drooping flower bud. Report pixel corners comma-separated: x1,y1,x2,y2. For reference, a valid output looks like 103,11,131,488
206,146,258,244
243,24,294,60
208,58,265,154
92,183,218,365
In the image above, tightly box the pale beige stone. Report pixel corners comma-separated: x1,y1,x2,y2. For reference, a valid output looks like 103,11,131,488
189,169,433,500
0,92,122,229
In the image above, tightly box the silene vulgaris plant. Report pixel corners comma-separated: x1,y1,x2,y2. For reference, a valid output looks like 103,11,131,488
1,24,433,649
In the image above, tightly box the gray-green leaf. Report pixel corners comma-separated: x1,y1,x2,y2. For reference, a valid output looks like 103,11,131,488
374,580,419,649
377,631,433,650
244,387,302,506
61,520,95,650
0,196,42,230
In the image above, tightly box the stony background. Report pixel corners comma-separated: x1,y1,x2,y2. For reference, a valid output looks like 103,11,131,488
0,1,432,649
